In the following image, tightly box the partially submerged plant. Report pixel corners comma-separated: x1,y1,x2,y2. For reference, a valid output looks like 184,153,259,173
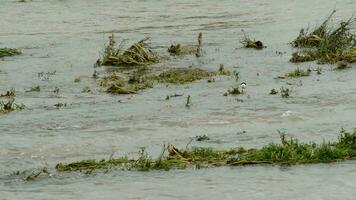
285,68,311,78
167,43,196,56
224,86,243,96
269,89,278,95
0,98,25,114
56,130,356,173
196,134,210,142
157,68,215,84
280,87,290,98
240,30,265,49
195,32,203,57
291,11,356,65
82,86,92,93
100,71,153,95
26,85,40,92
335,61,351,70
0,48,21,58
101,34,159,67
218,64,231,76
0,89,15,97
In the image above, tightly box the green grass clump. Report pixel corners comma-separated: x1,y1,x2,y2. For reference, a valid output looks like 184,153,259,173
157,68,215,84
101,34,159,67
291,11,356,65
0,48,21,58
56,130,356,173
285,68,311,78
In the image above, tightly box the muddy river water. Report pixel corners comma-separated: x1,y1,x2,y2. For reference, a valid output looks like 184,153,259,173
1,0,356,199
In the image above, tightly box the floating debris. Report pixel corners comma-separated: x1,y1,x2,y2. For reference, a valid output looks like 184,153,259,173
101,34,159,67
56,130,356,173
0,48,21,58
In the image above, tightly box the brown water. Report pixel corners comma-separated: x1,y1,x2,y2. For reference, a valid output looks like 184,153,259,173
1,0,356,199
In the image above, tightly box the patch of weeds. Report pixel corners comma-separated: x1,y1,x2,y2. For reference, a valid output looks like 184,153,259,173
269,89,278,95
157,68,215,84
0,98,25,114
316,66,322,74
0,89,16,97
285,68,311,78
280,87,290,98
101,34,159,67
291,11,356,65
56,130,356,173
26,85,40,92
240,30,265,49
0,48,21,58
100,72,153,95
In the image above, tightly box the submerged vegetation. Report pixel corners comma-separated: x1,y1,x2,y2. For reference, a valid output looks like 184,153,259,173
56,130,356,173
0,48,21,58
101,34,159,67
291,11,356,65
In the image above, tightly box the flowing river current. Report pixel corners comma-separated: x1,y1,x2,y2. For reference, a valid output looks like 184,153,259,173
1,0,356,199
